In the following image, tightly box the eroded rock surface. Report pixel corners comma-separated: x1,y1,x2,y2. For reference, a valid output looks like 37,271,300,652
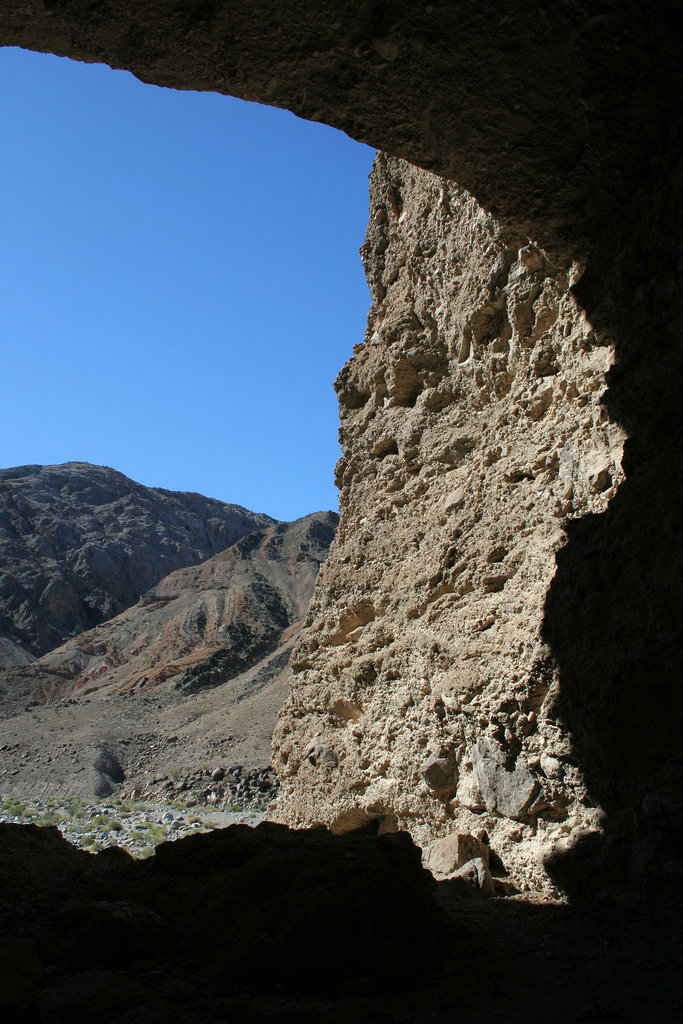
272,155,627,891
1,3,681,899
0,462,273,660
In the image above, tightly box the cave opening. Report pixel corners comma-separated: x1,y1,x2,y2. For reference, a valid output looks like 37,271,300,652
1,5,682,1019
1,46,375,522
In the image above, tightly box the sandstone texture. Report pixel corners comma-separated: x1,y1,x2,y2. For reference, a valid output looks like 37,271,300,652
273,155,626,892
0,513,336,802
0,462,273,660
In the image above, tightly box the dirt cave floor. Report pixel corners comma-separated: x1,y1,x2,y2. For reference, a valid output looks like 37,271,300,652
0,815,681,1024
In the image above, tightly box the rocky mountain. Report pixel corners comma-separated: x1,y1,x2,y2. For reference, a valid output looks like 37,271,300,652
0,462,274,662
0,512,337,802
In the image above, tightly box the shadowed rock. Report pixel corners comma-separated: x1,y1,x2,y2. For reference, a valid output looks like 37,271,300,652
0,820,447,1016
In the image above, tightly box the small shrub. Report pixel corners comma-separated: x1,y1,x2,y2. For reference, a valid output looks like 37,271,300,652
146,827,167,844
35,813,58,827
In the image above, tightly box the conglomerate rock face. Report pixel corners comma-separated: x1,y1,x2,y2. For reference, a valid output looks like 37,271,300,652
272,155,626,891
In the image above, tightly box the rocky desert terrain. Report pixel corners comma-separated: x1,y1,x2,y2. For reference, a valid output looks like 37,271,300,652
0,499,337,810
1,2,682,1021
0,462,273,662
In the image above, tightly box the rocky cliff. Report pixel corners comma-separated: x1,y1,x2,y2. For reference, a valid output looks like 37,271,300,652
0,463,273,661
1,2,681,900
272,155,627,892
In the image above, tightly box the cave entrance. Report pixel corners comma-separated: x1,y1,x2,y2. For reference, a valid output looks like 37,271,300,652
0,45,374,850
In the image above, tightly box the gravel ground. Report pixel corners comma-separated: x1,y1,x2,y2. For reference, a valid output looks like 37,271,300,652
0,793,266,857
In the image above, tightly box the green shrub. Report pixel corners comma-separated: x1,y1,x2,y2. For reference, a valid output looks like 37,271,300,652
5,801,27,818
35,813,58,827
137,825,167,845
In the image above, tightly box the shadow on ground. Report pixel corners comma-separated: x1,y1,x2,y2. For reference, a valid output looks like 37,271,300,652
1,820,681,1023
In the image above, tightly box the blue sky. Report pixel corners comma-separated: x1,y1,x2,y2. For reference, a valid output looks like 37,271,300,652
0,47,375,521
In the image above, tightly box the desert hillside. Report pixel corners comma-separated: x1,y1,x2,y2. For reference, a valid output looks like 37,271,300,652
0,512,337,803
0,462,274,662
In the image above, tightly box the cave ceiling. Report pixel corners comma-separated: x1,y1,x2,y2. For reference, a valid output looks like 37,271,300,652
1,1,681,262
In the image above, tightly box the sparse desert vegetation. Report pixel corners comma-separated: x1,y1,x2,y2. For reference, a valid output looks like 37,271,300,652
0,792,263,857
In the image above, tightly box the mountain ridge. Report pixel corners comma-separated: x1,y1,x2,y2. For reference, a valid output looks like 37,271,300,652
0,510,338,802
0,461,275,661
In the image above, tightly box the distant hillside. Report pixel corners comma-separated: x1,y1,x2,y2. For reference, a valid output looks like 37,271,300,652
0,463,274,661
5,510,338,702
0,512,338,801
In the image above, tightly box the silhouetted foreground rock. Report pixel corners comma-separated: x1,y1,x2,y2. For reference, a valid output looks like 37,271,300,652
0,821,446,1020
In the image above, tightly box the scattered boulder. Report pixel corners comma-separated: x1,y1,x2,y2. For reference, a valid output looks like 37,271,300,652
94,748,125,784
159,764,279,810
451,857,495,899
471,737,538,820
92,747,125,797
424,832,490,880
419,754,458,797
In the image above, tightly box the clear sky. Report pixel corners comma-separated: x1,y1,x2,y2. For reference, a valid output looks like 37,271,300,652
1,47,375,521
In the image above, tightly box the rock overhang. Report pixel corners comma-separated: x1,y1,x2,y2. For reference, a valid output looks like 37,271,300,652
2,1,681,262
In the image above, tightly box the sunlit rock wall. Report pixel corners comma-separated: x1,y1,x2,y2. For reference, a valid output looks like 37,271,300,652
272,154,626,892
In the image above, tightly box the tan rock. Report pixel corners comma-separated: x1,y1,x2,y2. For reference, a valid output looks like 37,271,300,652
452,857,496,898
272,155,625,895
424,833,489,880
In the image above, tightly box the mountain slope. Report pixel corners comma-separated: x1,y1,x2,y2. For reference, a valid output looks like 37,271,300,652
0,512,338,801
0,462,274,661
